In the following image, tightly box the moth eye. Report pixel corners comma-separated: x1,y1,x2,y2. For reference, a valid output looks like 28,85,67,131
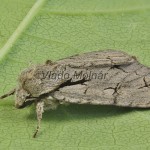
21,94,27,100
21,95,25,99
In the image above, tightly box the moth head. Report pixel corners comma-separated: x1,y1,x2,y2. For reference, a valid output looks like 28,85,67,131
15,87,32,108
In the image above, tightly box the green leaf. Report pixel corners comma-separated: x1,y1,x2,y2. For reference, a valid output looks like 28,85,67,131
0,0,150,149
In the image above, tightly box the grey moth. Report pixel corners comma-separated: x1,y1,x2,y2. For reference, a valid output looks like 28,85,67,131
1,50,150,137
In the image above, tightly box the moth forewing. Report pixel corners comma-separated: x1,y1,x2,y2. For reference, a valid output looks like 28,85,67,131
52,54,150,108
57,50,136,68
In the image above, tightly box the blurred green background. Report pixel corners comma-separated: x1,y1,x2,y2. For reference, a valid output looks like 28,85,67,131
0,0,150,149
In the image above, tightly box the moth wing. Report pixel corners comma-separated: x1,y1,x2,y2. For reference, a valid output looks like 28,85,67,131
116,87,150,108
57,50,136,68
115,73,150,108
52,82,116,105
52,77,150,108
52,65,150,108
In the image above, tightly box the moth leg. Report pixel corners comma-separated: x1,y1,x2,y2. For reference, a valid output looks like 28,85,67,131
33,101,44,138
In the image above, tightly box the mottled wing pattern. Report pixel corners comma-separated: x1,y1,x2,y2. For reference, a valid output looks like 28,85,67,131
53,51,150,108
57,50,135,68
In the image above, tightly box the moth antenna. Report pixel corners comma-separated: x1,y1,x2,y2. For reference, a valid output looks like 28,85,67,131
33,101,44,138
0,88,16,99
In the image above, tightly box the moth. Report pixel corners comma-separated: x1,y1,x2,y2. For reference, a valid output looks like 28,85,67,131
0,50,150,138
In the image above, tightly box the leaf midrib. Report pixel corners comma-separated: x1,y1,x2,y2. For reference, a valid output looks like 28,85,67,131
0,0,46,63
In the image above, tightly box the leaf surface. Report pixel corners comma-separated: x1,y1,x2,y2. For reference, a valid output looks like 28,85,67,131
0,0,150,149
